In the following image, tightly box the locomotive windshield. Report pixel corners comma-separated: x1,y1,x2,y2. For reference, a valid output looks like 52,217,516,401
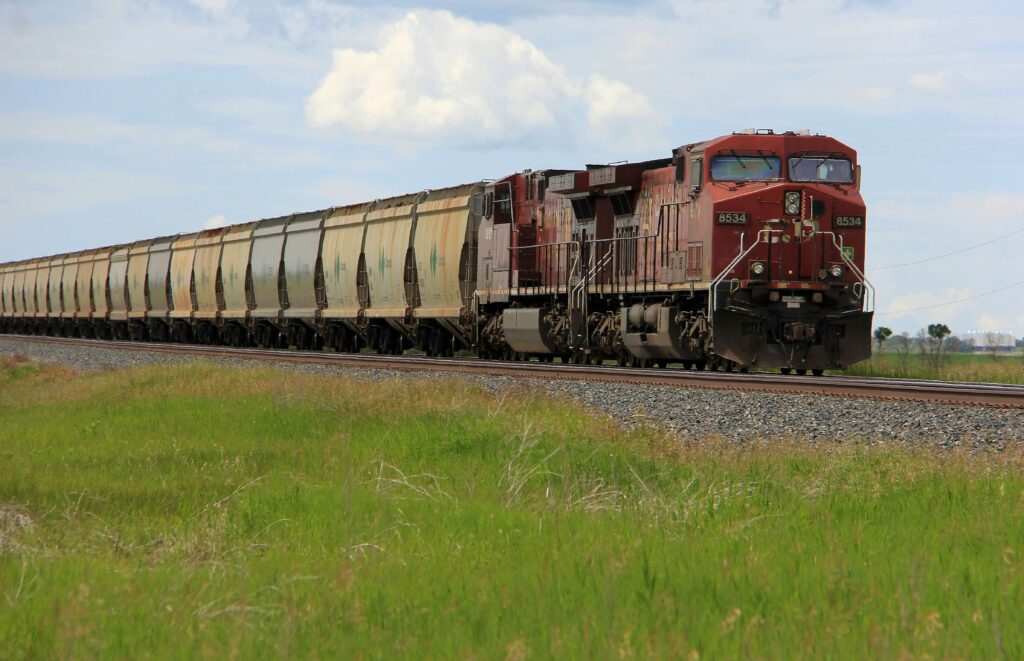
788,156,853,183
710,154,781,181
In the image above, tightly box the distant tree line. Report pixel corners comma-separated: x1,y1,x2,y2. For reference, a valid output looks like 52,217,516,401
873,324,1021,369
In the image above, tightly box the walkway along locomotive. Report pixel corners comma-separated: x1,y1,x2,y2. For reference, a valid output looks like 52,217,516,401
0,130,873,374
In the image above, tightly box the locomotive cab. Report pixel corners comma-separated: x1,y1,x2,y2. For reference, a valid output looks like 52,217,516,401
702,132,873,372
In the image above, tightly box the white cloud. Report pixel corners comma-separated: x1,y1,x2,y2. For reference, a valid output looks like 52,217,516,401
908,70,952,92
0,2,316,80
203,214,227,229
583,74,661,147
190,0,234,16
882,287,973,320
305,10,653,147
969,193,1024,224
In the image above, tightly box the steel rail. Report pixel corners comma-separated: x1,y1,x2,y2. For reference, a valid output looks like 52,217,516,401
3,334,1024,408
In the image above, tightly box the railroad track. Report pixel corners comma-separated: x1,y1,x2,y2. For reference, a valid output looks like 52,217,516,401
3,333,1024,408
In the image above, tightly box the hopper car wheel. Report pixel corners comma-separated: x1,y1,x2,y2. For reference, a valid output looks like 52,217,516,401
812,368,824,376
656,359,668,369
617,353,629,367
739,366,749,374
780,368,792,375
795,368,807,376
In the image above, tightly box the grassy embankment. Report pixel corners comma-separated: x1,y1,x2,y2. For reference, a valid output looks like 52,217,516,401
841,352,1024,384
1,355,1021,658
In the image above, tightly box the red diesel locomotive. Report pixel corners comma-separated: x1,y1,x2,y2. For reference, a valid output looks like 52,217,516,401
477,129,872,374
0,129,872,374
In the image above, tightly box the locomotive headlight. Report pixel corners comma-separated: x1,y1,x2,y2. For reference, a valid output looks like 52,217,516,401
750,261,766,277
784,191,801,215
829,264,844,279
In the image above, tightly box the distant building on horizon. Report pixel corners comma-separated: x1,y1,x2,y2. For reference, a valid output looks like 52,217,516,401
962,330,1017,352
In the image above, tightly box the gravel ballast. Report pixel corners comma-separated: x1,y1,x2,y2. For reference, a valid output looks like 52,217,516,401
3,337,1022,450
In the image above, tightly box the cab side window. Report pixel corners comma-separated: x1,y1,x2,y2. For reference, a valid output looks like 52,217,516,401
690,157,704,194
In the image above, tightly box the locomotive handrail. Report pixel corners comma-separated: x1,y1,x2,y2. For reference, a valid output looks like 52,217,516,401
810,230,875,312
708,229,782,319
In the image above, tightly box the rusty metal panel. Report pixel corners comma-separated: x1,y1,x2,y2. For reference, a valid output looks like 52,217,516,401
3,265,14,316
282,210,327,319
146,237,176,318
4,265,14,316
220,223,255,320
363,195,420,318
20,262,37,316
548,172,576,192
126,241,153,319
7,264,20,315
29,259,51,317
412,183,482,319
194,229,226,320
588,166,616,186
22,260,39,316
321,203,370,319
89,249,114,319
169,234,199,319
0,266,7,316
38,258,54,317
108,247,130,321
54,256,71,316
59,254,81,317
44,256,63,317
250,216,289,320
71,251,95,317
0,265,11,316
74,252,96,316
11,263,27,315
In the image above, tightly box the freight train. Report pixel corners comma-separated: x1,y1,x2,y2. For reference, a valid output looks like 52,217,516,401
0,129,873,374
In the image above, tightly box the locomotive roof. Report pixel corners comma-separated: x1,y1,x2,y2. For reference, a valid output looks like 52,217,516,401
678,130,855,158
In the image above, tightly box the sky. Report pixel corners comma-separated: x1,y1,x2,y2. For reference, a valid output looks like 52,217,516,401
1,0,1022,337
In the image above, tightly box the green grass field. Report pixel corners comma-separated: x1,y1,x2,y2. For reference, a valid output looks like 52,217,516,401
1,356,1021,658
841,351,1024,384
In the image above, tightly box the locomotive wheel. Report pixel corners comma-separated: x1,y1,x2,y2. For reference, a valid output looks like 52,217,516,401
795,368,807,376
812,368,824,376
780,367,792,375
